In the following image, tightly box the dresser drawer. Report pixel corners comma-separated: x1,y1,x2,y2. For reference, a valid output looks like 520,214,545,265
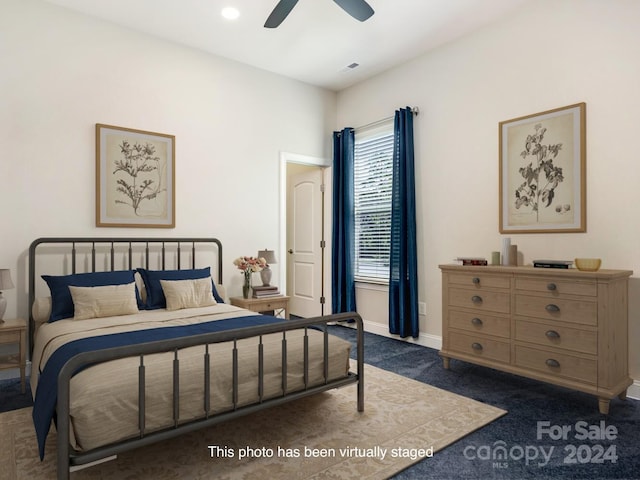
0,331,21,345
515,276,597,297
514,345,596,384
514,295,596,326
449,287,510,314
515,319,597,355
448,331,510,363
449,310,510,338
448,272,510,289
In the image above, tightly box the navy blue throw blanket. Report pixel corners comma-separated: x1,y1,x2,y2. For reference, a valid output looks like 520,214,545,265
33,315,285,460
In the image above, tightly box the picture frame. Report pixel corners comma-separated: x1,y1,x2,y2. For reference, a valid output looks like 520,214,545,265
96,124,175,228
499,103,586,234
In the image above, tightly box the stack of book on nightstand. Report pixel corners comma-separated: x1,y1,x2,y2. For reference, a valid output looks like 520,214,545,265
252,285,281,298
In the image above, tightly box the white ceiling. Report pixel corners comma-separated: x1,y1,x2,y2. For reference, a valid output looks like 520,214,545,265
42,0,531,91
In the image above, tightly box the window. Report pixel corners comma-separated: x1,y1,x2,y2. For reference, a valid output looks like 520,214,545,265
353,120,394,283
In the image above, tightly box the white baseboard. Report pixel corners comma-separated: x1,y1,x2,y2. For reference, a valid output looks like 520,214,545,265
628,380,640,400
339,319,441,350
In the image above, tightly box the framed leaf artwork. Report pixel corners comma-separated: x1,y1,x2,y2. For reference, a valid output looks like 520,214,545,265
499,103,586,233
96,124,175,228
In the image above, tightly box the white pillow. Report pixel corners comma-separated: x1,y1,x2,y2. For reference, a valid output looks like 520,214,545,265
69,282,139,320
215,284,227,303
32,296,52,324
160,277,218,311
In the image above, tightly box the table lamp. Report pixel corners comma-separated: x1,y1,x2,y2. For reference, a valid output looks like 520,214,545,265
257,250,277,286
0,269,15,322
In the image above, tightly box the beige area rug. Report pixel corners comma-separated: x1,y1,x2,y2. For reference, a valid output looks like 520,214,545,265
0,363,505,480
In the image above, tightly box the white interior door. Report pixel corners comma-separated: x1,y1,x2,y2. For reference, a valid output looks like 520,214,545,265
286,167,323,318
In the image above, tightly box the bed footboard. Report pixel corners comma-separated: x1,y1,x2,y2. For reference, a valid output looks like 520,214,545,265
55,312,364,480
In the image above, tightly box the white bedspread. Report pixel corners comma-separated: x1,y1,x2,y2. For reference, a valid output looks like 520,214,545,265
32,305,352,452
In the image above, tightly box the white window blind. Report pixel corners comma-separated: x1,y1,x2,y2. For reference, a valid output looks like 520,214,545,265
354,120,394,283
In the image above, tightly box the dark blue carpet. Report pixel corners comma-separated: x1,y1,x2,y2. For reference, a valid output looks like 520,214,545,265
0,377,32,412
325,325,640,480
2,326,638,479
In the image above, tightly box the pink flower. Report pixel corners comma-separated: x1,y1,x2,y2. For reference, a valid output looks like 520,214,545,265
233,256,267,273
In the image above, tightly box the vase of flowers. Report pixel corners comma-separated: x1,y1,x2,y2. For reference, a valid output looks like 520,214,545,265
233,256,267,299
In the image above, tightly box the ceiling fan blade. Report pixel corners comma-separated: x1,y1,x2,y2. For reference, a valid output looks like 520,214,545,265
332,0,374,22
264,0,299,28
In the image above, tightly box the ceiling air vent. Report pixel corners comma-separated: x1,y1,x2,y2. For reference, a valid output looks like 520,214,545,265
339,62,360,73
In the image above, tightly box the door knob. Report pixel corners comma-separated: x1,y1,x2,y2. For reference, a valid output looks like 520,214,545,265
288,249,293,254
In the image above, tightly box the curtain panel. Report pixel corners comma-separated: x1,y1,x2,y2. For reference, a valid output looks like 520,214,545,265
331,128,357,314
389,107,419,338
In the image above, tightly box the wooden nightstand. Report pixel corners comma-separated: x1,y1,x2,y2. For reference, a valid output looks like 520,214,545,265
0,318,27,393
230,295,290,319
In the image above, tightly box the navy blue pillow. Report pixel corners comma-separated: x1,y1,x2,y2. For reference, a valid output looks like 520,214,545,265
137,267,224,309
42,270,140,322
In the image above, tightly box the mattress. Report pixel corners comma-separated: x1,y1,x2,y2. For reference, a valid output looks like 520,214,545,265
31,304,352,453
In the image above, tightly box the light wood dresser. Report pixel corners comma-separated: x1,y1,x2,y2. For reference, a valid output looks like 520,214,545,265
439,264,633,414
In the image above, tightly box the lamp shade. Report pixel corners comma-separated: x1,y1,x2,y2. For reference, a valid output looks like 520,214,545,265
257,250,277,265
0,269,13,321
0,269,14,290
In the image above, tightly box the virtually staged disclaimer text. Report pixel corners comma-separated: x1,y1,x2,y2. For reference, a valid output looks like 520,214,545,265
208,445,434,461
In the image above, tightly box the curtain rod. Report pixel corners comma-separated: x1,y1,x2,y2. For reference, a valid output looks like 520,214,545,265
354,106,419,131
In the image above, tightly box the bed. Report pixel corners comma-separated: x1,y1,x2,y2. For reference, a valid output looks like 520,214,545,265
28,237,364,480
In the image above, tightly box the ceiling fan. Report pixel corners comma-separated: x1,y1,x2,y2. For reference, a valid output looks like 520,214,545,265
264,0,375,28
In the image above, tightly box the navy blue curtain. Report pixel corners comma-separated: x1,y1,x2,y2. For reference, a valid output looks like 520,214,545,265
389,107,419,338
331,128,357,314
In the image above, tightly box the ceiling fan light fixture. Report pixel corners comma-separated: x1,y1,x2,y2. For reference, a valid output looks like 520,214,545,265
333,0,374,22
265,0,373,28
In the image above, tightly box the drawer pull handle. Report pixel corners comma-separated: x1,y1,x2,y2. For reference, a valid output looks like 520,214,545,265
545,304,560,313
545,358,560,368
471,317,483,326
547,283,557,291
471,342,483,351
545,330,560,339
471,295,483,304
472,277,480,284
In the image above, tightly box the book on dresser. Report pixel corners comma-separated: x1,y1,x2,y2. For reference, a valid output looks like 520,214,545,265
252,285,281,298
532,259,573,269
454,257,488,266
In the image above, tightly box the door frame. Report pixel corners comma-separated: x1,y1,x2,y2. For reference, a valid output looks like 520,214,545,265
279,152,331,314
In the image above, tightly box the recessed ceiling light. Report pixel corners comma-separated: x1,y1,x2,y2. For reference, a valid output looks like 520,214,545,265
221,7,240,20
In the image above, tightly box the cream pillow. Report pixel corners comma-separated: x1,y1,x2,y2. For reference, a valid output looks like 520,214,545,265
69,282,139,320
32,296,52,324
160,277,218,311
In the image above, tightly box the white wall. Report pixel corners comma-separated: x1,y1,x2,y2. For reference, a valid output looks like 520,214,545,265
337,0,640,382
3,0,640,389
0,0,337,323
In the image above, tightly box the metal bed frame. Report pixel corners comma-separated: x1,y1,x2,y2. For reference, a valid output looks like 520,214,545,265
28,237,364,480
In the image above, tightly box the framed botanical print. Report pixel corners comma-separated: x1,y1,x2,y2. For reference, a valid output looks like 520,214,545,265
96,124,175,228
499,103,586,233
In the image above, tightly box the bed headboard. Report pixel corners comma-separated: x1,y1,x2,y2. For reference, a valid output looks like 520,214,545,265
28,237,223,353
